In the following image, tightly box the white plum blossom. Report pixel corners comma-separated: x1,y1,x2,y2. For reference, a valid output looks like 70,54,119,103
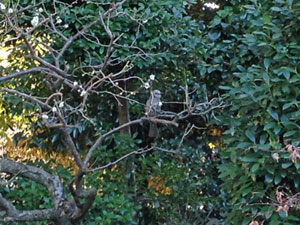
57,18,62,24
0,3,6,10
158,101,163,107
52,107,57,113
59,102,64,108
73,81,78,87
8,8,13,14
149,74,155,81
38,8,43,13
41,114,48,120
80,90,87,97
31,16,39,26
63,24,69,28
144,82,150,89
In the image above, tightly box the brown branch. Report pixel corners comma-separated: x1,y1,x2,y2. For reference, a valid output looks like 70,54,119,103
55,1,125,62
0,67,49,83
60,129,84,170
0,88,51,110
0,193,18,217
23,37,68,77
155,147,178,154
176,123,193,153
72,188,97,220
3,207,57,223
0,159,67,222
83,117,178,167
88,147,154,173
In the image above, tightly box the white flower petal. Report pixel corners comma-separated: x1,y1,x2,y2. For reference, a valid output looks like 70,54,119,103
0,3,6,10
8,8,13,14
59,102,64,108
73,81,78,87
38,8,43,13
144,82,150,89
31,16,39,26
149,74,155,80
80,90,87,96
41,114,48,119
52,107,57,113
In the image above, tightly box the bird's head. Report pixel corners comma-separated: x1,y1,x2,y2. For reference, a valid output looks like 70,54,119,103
153,90,161,98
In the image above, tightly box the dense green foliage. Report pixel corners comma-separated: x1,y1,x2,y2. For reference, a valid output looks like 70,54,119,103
207,0,300,224
0,0,223,224
2,0,300,224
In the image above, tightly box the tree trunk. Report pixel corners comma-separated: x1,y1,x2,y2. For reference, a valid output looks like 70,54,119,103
117,80,131,135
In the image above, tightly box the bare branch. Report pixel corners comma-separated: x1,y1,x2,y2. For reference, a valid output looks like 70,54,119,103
88,147,154,173
60,129,84,170
83,117,178,167
0,88,51,110
0,159,66,222
0,67,49,83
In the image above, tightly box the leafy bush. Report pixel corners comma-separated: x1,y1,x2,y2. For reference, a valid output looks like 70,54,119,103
203,0,300,224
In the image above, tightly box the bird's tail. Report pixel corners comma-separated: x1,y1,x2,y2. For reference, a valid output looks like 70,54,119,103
149,122,158,138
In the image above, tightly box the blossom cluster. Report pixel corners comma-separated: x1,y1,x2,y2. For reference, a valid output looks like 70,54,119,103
0,3,13,13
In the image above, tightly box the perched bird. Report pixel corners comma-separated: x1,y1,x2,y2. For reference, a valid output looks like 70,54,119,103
145,90,161,138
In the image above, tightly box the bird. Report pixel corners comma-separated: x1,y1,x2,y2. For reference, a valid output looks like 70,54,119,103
145,90,161,138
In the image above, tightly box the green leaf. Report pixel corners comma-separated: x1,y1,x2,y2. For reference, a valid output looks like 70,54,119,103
265,174,273,183
274,125,281,135
270,218,280,225
274,53,284,60
286,215,300,221
283,102,294,110
242,217,252,225
217,9,229,18
266,164,275,175
278,211,288,218
263,13,271,24
240,157,258,163
283,130,296,137
281,162,292,169
251,163,259,173
208,31,221,41
274,176,282,185
99,47,105,54
294,178,300,188
264,58,271,70
295,160,300,169
219,85,232,90
245,130,256,143
237,142,252,149
264,122,276,130
272,6,283,11
268,108,279,121
211,16,221,26
281,170,287,177
230,150,237,162
263,72,270,85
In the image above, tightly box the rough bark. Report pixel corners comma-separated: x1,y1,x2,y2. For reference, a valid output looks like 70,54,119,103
117,80,131,135
0,159,71,224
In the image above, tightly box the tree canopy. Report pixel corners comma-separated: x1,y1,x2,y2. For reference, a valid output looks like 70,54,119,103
1,0,300,224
